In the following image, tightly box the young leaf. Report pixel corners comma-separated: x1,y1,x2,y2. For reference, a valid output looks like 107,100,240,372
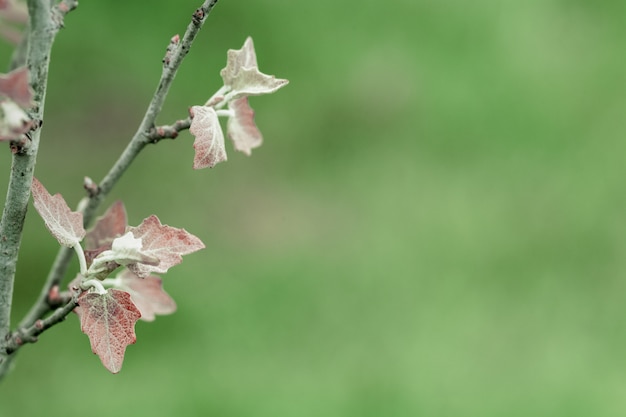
220,37,288,99
189,105,227,169
220,36,257,87
116,270,176,322
87,231,160,279
228,67,289,100
77,289,141,374
0,67,34,108
31,178,85,247
126,215,205,278
227,97,262,156
84,201,127,251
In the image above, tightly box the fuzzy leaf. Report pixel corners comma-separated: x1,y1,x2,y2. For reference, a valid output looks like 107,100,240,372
84,201,127,251
77,289,141,374
220,37,288,99
126,215,205,278
228,67,289,99
227,97,262,155
0,99,33,142
220,36,257,87
189,105,226,169
87,231,160,279
116,270,176,322
31,178,85,247
0,67,33,108
109,232,159,265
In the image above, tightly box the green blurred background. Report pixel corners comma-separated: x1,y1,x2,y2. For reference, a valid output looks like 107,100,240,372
1,0,626,415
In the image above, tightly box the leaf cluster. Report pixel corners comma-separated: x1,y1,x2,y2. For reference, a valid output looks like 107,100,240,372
33,179,203,372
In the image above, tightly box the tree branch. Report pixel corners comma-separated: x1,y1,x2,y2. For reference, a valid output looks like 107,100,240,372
0,0,77,379
147,117,192,142
85,0,218,221
3,290,78,355
1,0,219,378
1,0,54,371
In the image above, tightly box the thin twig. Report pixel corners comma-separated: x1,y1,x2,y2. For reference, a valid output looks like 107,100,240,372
147,117,192,142
3,290,79,355
84,0,219,221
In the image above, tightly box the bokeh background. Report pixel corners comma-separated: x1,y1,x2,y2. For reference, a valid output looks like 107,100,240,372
1,0,625,415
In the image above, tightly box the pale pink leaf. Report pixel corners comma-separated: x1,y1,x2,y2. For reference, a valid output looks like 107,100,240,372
31,178,85,247
126,215,205,278
0,67,33,107
84,200,127,250
116,269,176,322
189,105,227,169
77,289,141,374
227,97,262,156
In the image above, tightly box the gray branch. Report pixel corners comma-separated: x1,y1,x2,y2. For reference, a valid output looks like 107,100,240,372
85,0,218,214
147,117,192,142
3,290,78,355
0,0,75,376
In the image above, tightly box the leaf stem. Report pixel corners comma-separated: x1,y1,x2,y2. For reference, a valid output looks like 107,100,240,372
204,85,229,107
80,279,106,295
215,109,234,118
73,244,87,276
100,276,121,288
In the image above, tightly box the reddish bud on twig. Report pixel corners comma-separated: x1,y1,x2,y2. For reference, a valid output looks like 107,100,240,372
48,285,62,304
192,8,205,24
162,34,180,66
